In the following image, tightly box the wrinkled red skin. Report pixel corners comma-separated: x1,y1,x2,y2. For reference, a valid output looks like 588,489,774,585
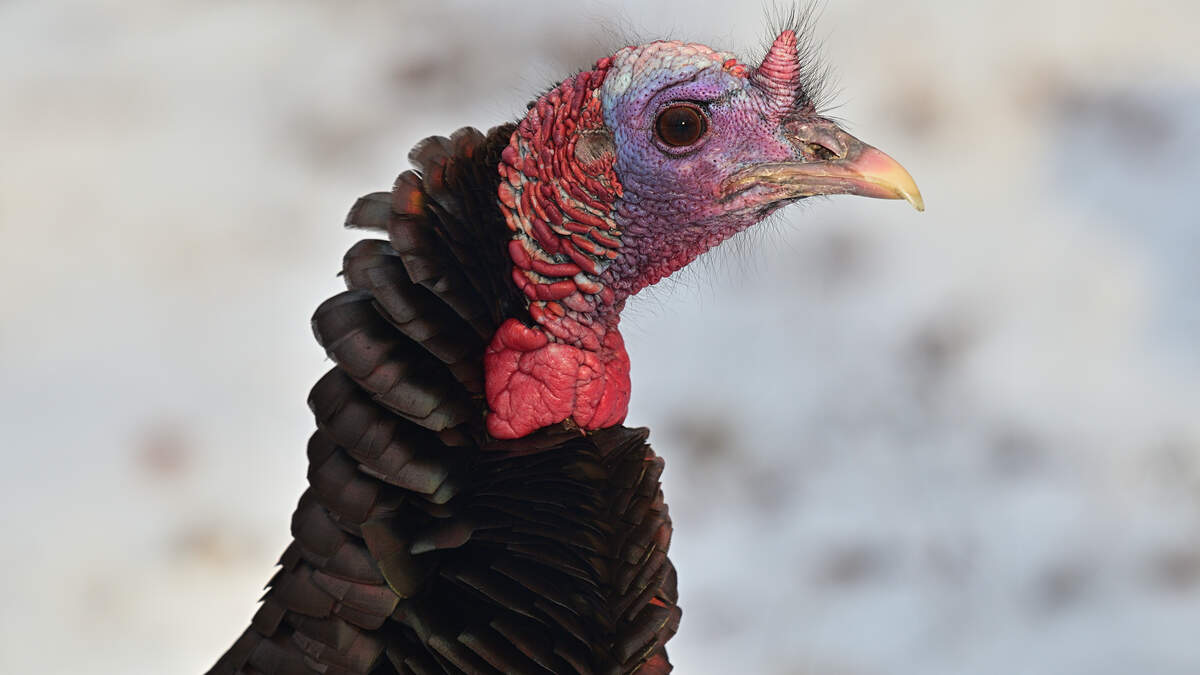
485,58,630,440
485,318,630,439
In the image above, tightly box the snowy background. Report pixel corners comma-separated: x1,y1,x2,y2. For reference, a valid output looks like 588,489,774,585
3,1,1199,673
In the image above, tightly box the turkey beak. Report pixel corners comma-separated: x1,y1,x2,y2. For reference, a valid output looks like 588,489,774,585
724,121,925,212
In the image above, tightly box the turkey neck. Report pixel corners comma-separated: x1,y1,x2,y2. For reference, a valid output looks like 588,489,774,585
484,57,635,440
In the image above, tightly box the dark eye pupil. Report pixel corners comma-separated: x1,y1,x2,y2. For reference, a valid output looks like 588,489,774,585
655,105,707,147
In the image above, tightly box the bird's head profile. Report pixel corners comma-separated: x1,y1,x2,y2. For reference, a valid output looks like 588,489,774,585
486,24,923,439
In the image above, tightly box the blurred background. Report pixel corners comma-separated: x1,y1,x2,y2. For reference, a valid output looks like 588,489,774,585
3,1,1199,673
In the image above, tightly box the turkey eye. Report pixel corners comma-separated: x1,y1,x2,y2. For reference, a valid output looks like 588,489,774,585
654,104,707,148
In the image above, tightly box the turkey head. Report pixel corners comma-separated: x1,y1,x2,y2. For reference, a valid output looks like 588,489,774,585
486,29,923,439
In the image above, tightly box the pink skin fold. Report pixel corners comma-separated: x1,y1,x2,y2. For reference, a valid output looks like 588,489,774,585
751,30,804,118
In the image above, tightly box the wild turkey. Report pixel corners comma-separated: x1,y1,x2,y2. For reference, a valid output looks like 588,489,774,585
207,25,922,675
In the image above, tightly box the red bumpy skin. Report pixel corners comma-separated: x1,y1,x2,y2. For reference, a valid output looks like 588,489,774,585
485,319,630,439
484,58,630,439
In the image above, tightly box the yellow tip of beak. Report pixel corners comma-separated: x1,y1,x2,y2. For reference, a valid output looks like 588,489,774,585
903,187,925,212
852,145,925,212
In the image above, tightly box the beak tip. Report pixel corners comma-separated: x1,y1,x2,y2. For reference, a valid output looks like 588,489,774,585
847,144,925,213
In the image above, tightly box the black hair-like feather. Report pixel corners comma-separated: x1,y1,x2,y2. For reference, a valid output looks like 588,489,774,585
758,1,839,115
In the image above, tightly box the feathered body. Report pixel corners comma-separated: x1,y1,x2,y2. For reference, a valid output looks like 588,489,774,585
209,24,921,675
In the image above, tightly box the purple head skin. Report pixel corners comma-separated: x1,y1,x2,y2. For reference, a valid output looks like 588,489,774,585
598,33,923,299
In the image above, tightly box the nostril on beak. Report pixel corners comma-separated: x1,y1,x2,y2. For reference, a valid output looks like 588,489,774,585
805,142,840,161
785,120,850,162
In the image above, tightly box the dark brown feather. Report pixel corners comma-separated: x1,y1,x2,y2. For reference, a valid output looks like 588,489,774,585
207,126,679,675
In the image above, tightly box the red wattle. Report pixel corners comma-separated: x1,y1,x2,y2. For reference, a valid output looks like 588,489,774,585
484,318,630,440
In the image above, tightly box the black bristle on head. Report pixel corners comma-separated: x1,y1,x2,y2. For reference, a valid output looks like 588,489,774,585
758,1,838,115
519,5,837,118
